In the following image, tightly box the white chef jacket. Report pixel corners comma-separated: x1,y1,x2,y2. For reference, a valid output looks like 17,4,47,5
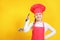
23,19,56,39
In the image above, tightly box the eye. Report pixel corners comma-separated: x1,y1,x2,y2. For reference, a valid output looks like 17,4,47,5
39,14,41,15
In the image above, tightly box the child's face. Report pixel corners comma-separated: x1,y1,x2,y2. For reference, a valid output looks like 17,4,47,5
34,13,43,21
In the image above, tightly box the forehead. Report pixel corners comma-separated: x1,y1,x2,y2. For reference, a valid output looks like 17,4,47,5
35,13,42,15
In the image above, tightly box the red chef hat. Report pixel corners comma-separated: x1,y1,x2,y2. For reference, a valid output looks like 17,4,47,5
30,4,46,14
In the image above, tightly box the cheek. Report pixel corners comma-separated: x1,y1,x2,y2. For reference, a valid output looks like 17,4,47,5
40,15,42,17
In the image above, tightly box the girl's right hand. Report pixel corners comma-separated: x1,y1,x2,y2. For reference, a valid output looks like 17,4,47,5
18,28,23,32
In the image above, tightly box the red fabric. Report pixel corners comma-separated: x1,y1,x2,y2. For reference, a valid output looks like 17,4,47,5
30,4,46,14
31,22,44,40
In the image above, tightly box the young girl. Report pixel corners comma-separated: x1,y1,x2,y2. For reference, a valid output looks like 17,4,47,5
18,4,56,40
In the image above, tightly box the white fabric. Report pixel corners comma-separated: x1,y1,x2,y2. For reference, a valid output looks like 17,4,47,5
24,19,56,39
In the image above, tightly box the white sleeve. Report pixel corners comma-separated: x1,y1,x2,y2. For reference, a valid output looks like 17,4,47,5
44,22,56,39
24,19,33,32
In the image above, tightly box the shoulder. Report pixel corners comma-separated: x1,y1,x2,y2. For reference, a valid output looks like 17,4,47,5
44,22,50,26
44,22,52,28
44,22,55,29
44,22,52,26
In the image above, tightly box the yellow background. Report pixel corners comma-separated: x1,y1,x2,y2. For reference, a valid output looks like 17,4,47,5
0,0,60,40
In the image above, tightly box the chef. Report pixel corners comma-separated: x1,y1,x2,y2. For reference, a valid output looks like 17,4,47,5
18,4,56,40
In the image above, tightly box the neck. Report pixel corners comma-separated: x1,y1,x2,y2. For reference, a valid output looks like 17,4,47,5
36,19,42,22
